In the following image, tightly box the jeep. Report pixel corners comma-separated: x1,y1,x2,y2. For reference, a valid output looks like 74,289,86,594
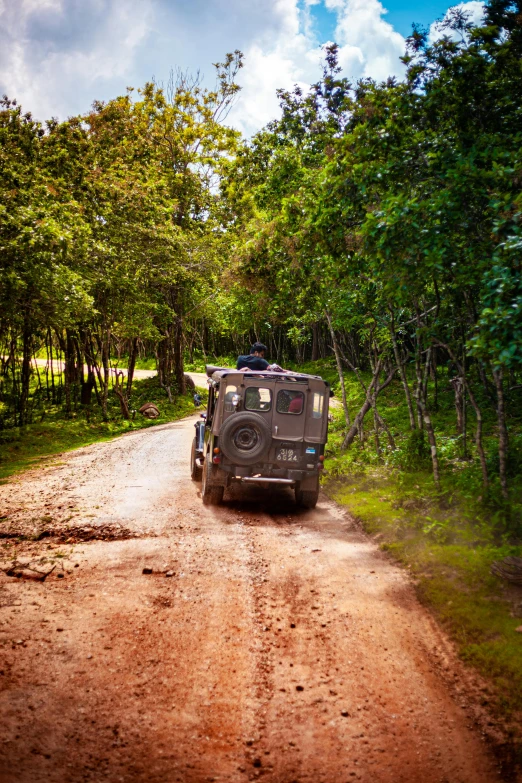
190,366,332,508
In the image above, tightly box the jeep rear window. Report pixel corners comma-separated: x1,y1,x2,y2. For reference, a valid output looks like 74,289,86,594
245,387,272,412
276,390,304,415
312,392,324,419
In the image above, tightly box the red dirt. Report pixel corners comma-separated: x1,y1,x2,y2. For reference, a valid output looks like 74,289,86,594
0,416,510,782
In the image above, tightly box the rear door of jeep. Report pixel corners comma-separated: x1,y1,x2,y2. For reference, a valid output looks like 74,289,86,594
218,372,273,431
270,378,309,465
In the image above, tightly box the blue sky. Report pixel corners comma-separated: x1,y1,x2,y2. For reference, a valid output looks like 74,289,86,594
0,0,484,136
311,0,455,38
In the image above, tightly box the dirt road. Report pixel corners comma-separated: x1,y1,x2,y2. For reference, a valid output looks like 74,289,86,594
0,415,504,782
30,358,209,389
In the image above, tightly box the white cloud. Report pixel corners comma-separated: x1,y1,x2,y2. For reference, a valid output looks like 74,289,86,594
0,0,154,120
333,0,406,82
229,1,324,136
428,1,485,43
230,0,406,135
0,0,412,134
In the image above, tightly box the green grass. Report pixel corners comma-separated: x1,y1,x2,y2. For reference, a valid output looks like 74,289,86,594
33,347,158,372
0,375,206,482
184,354,236,373
327,471,522,716
133,356,157,371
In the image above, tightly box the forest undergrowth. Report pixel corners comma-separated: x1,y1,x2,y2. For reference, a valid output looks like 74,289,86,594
0,375,205,482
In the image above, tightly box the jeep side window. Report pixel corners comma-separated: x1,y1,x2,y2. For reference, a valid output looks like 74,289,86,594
277,389,304,415
312,392,324,419
245,387,272,411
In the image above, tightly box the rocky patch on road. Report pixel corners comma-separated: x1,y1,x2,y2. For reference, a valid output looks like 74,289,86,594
0,521,149,543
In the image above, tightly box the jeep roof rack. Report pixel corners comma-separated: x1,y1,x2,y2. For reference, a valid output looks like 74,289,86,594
204,364,326,383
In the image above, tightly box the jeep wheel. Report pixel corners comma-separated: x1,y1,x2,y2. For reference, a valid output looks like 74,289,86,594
201,455,224,506
295,480,319,509
218,412,272,466
190,437,202,482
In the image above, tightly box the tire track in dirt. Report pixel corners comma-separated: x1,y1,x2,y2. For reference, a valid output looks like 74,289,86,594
0,416,513,782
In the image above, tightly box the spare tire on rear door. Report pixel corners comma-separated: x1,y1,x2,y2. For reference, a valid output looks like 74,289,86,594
219,412,271,466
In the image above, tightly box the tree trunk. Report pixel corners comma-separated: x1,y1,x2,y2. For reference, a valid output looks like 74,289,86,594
19,316,32,426
335,340,397,454
55,331,72,417
311,322,319,362
174,312,185,395
157,330,174,403
389,320,416,429
65,329,79,416
374,406,396,451
325,310,351,429
83,332,102,408
343,399,373,448
415,347,440,489
94,330,111,421
44,331,51,402
114,371,130,419
414,337,424,430
373,406,382,460
126,337,138,396
435,341,488,489
48,329,56,405
342,364,396,449
477,361,495,403
450,377,464,435
492,366,508,499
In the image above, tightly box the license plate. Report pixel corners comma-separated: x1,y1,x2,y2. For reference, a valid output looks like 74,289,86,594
276,446,300,462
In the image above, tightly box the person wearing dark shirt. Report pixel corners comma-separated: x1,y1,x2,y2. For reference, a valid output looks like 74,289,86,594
236,342,270,371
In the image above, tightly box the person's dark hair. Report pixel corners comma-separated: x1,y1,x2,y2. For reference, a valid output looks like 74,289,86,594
250,342,267,354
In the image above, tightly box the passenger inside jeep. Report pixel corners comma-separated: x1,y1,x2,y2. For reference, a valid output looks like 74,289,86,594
277,389,304,414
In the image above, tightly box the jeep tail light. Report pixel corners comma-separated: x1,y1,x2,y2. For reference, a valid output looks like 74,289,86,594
212,455,221,464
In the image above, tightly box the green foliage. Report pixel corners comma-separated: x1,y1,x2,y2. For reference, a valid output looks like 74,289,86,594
0,53,243,424
326,470,522,715
400,430,432,471
222,2,522,510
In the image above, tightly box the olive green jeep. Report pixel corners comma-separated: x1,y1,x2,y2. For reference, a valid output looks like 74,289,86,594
190,366,331,508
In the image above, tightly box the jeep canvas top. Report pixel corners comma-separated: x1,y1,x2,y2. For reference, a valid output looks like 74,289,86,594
190,365,332,508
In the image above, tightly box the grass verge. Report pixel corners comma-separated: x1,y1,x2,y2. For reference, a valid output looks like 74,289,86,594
324,469,522,712
322,463,522,762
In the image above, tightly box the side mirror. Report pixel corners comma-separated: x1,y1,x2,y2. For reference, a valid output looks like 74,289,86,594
200,413,207,419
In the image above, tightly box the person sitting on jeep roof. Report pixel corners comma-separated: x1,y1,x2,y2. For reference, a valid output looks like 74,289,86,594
236,342,270,371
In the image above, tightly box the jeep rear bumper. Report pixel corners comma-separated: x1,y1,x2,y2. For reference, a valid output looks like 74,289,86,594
239,476,295,486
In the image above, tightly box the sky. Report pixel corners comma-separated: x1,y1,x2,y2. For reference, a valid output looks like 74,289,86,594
0,0,484,136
